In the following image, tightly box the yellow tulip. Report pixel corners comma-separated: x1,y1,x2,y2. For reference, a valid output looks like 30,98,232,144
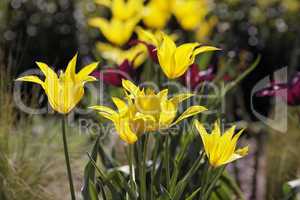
95,0,143,21
90,98,142,144
88,16,140,46
142,0,173,29
195,17,218,42
90,80,207,143
194,120,249,167
122,80,207,130
96,42,147,68
157,32,219,79
172,0,210,30
16,54,98,114
135,27,161,47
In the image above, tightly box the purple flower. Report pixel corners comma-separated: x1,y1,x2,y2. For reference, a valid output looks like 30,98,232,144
92,60,135,87
256,72,300,106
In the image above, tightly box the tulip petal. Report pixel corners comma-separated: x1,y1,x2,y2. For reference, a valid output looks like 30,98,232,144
173,43,200,78
194,120,211,156
172,105,207,126
170,93,194,105
136,26,159,46
89,105,117,116
88,17,108,29
134,112,156,122
95,0,111,6
221,146,249,165
157,89,168,101
112,97,128,114
65,53,78,80
157,33,176,78
115,118,138,144
122,79,139,97
16,75,45,88
77,62,99,81
193,46,220,56
159,100,177,128
35,62,58,80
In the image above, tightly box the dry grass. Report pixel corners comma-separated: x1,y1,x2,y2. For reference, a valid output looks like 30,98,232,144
0,66,90,200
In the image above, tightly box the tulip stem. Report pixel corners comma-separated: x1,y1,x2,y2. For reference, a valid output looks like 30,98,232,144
203,166,226,200
61,117,76,200
141,134,149,200
164,136,170,188
128,144,136,192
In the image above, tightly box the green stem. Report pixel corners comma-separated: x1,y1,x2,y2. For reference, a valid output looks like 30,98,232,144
128,144,135,192
141,134,149,200
164,136,170,188
61,117,76,200
150,134,160,200
203,166,226,200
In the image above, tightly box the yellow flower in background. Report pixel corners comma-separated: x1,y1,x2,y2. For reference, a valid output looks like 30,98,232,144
88,16,140,46
135,27,162,47
194,120,249,167
281,0,300,12
16,54,98,114
157,32,219,79
96,42,147,68
90,80,207,143
142,0,173,29
172,0,210,30
95,0,143,20
195,17,218,42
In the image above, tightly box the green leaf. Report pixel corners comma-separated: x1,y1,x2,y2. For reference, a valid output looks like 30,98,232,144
89,180,99,200
82,137,100,200
222,55,261,96
185,186,202,200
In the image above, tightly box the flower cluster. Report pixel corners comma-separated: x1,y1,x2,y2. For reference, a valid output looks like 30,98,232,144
90,79,207,143
14,1,251,199
88,0,220,85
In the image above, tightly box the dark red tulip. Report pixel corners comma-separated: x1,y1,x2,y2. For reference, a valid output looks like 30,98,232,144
181,64,215,89
129,40,158,63
92,59,135,87
256,72,300,106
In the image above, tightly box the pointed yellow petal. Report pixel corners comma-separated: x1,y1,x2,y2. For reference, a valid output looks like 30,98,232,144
82,76,97,83
111,97,128,114
35,61,58,80
135,26,159,46
65,53,78,80
88,17,108,29
115,118,138,144
89,105,117,115
231,129,245,144
170,93,194,105
89,105,117,121
157,33,176,78
16,75,45,88
212,120,221,137
194,120,210,153
134,112,156,122
77,62,99,81
193,46,220,56
159,100,177,128
235,146,249,156
221,146,249,165
122,79,139,97
173,43,200,78
218,125,237,162
157,89,168,101
95,0,111,6
171,105,207,126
